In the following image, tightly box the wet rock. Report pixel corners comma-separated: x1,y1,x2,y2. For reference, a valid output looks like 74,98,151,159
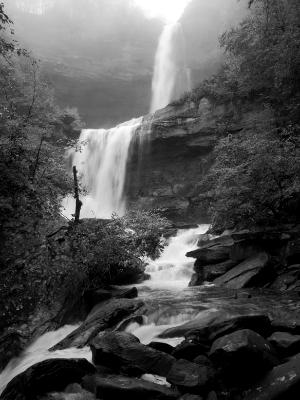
271,317,300,335
206,392,218,400
90,332,176,377
166,359,214,392
179,394,203,400
148,342,175,355
159,309,271,343
186,246,230,265
82,374,179,400
270,267,300,291
243,353,300,400
202,260,238,282
83,289,112,309
189,273,204,287
268,332,300,357
50,298,144,351
213,252,270,289
116,315,144,331
0,358,96,400
209,329,278,381
111,287,138,299
172,339,208,361
193,355,213,369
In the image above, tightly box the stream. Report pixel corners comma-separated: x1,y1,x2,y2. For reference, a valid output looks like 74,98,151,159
1,225,299,393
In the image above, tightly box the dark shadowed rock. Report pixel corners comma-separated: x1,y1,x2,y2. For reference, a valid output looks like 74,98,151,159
90,332,176,377
189,272,204,287
209,329,278,381
166,359,214,391
172,339,208,361
179,394,203,400
202,260,238,282
268,332,300,357
270,267,300,291
271,317,300,335
82,374,179,400
243,353,300,400
159,310,271,343
83,289,112,309
206,392,218,400
193,355,213,369
50,298,144,351
286,239,300,265
213,252,270,289
186,245,230,265
111,287,138,299
149,342,175,355
0,359,95,400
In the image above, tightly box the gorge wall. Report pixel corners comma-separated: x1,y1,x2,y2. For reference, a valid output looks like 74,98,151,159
125,97,275,225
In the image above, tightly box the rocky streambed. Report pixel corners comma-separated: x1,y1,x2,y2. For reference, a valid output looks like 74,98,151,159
1,226,300,400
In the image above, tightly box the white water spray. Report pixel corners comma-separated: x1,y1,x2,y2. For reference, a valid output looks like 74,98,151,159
145,225,209,289
62,117,142,219
150,22,191,113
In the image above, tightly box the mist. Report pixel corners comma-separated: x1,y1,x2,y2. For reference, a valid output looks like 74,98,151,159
6,0,247,126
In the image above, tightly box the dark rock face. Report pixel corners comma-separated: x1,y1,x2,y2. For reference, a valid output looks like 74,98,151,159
243,353,300,400
209,329,278,381
268,332,300,357
0,359,95,400
166,359,214,392
159,310,271,343
172,339,209,361
82,374,179,400
188,228,300,291
90,332,176,377
148,342,175,355
50,298,144,351
213,253,270,289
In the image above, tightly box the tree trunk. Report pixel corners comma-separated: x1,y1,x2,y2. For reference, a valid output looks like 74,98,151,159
73,166,82,223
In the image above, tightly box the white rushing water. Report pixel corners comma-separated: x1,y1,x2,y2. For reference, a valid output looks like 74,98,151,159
145,225,209,290
0,324,91,394
62,117,143,219
150,22,191,113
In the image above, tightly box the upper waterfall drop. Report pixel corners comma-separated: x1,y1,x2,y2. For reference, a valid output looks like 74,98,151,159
63,117,143,219
150,22,191,113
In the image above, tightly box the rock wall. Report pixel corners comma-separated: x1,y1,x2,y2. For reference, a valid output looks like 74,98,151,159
125,97,275,224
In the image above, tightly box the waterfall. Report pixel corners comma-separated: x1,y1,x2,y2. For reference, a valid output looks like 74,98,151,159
62,117,142,219
150,22,191,113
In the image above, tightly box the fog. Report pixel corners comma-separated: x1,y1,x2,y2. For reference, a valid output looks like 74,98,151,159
5,0,247,126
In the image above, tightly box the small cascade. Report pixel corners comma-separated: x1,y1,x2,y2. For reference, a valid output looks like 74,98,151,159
62,117,143,219
150,22,191,113
0,324,91,395
145,225,209,289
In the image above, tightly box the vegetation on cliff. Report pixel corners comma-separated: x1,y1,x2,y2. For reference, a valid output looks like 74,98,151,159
180,0,300,232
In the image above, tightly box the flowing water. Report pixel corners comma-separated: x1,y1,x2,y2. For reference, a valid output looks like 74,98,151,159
1,224,300,393
62,117,143,219
150,22,191,113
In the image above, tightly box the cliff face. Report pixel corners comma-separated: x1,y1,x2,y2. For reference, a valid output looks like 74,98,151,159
125,98,275,225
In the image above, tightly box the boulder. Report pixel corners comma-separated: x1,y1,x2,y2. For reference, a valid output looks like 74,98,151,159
179,395,203,400
202,260,237,282
243,353,300,400
286,239,300,265
193,355,213,369
186,246,230,265
270,267,300,291
83,289,112,309
206,391,218,400
172,339,208,361
209,329,278,381
213,252,270,289
90,332,176,377
271,317,300,335
50,298,144,351
82,374,179,400
0,359,95,400
268,332,300,357
148,342,175,355
189,273,204,287
159,309,271,343
166,359,214,392
116,315,144,331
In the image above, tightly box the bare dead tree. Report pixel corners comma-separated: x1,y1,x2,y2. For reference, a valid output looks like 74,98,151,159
73,165,82,223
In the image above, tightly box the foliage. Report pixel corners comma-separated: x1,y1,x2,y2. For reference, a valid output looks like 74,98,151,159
206,128,300,232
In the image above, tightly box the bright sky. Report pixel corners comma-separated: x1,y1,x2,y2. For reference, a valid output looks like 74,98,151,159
133,0,192,22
